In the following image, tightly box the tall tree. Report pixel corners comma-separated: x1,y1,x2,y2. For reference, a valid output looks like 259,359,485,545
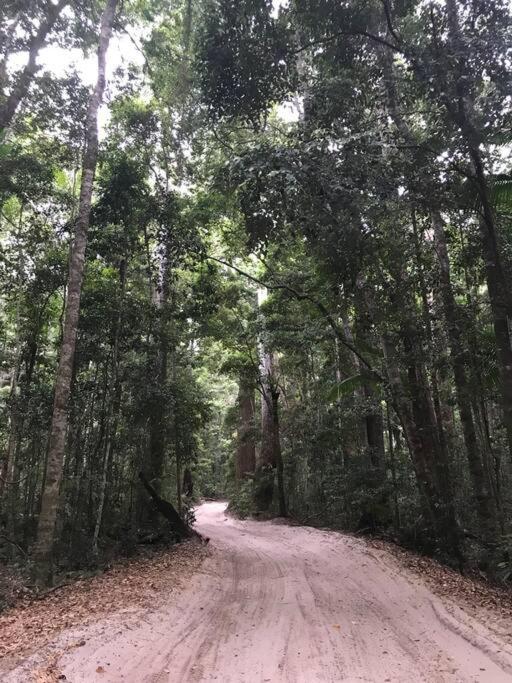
255,288,286,515
32,0,119,584
235,369,256,482
0,0,70,133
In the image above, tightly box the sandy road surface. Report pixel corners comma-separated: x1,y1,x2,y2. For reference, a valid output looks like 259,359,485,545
15,502,512,682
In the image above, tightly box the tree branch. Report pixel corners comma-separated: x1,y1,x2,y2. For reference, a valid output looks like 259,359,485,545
294,29,403,56
0,0,70,132
206,255,383,381
381,0,402,45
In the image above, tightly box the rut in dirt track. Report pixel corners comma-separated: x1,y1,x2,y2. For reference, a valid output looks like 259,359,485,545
51,502,512,682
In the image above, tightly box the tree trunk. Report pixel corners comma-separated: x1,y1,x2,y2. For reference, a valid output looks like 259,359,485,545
272,389,287,517
342,314,367,451
382,334,464,561
436,0,512,461
176,449,182,515
147,242,173,499
254,288,276,511
138,472,191,540
32,0,118,585
364,402,385,469
410,212,454,468
0,0,70,132
402,325,464,560
0,14,22,91
255,352,286,516
255,347,277,511
0,333,21,502
183,467,193,497
381,44,488,560
235,372,256,482
92,259,126,556
431,212,500,555
386,400,401,532
0,207,24,502
353,296,386,470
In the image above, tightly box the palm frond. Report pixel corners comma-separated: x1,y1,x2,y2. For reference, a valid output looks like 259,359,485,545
490,176,512,215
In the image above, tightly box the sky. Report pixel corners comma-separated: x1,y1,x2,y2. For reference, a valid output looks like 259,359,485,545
13,36,297,134
8,0,298,133
9,29,145,133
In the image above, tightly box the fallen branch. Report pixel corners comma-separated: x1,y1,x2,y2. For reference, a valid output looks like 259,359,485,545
138,473,209,544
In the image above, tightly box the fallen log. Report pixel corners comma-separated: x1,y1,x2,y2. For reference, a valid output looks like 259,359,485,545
138,472,209,544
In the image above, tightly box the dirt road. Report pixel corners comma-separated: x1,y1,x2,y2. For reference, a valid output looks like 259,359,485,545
19,502,512,682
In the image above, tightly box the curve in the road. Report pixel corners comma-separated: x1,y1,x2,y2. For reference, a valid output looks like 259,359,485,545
55,501,512,682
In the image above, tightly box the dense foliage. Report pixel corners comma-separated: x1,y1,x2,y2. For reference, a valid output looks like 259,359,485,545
1,0,512,588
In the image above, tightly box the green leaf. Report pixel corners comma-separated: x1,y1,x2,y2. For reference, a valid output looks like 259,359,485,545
324,373,379,402
0,141,13,159
491,176,512,214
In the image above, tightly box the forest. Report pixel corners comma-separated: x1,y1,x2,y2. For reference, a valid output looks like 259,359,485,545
1,0,512,593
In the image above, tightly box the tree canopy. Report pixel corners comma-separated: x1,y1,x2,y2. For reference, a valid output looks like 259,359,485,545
1,0,512,589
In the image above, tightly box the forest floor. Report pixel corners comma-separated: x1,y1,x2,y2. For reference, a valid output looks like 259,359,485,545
4,502,512,682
